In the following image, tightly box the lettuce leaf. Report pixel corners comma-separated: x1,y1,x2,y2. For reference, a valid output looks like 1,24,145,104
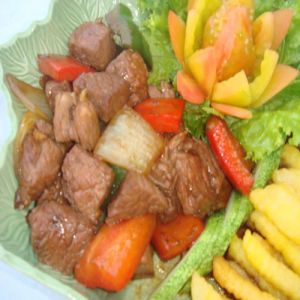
136,0,187,85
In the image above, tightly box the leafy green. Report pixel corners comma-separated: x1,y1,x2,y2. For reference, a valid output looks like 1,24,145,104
105,4,152,68
183,101,223,140
136,0,188,85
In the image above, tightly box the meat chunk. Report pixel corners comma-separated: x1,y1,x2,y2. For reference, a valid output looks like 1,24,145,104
28,201,94,274
38,173,66,205
149,132,232,220
106,171,168,224
45,80,71,112
106,50,148,106
62,145,115,224
69,21,117,70
73,72,130,122
15,121,65,209
53,92,100,151
148,81,175,99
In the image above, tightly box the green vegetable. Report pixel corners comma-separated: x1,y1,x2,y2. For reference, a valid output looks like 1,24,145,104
150,149,281,300
183,101,222,140
136,0,188,85
105,4,152,68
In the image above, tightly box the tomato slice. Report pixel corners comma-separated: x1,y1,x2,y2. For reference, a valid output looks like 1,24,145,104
206,115,254,194
38,55,94,82
152,214,204,260
75,215,156,291
135,98,185,133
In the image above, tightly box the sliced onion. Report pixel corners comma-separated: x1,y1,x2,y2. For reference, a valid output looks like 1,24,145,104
94,107,165,174
6,74,52,119
14,111,45,174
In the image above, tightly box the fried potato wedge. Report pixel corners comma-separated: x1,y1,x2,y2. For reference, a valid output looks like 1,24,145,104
243,230,300,299
228,235,287,300
191,272,228,300
281,144,300,169
213,256,276,300
272,168,300,195
250,210,300,276
250,183,300,245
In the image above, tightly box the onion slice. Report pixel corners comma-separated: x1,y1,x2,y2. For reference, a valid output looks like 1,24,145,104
6,74,52,119
14,111,46,174
94,107,165,173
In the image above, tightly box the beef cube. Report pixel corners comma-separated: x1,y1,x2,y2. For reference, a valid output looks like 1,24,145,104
15,121,65,209
106,171,168,224
69,21,117,70
73,72,130,122
44,80,71,112
62,145,114,224
106,50,148,106
28,201,94,274
53,92,100,151
149,132,232,220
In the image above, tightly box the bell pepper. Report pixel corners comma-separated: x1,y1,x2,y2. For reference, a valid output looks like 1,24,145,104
75,215,156,291
38,55,94,82
152,214,204,261
135,98,185,133
206,116,254,194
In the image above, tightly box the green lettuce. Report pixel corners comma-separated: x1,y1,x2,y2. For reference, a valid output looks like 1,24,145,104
136,0,188,85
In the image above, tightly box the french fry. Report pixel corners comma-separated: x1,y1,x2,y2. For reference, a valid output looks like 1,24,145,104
281,144,300,169
250,183,300,245
228,235,288,300
250,210,300,276
272,168,300,195
213,256,276,300
191,272,228,300
243,230,300,299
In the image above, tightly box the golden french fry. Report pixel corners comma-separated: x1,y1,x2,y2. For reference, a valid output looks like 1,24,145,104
213,256,276,300
243,230,300,300
250,210,300,276
250,183,300,245
272,168,300,195
228,235,288,300
191,272,227,300
281,144,300,169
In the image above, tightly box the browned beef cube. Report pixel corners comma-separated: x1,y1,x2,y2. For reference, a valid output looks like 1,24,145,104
73,72,130,122
62,145,114,224
28,201,94,274
44,80,71,112
69,22,117,70
53,92,100,151
15,121,65,209
106,171,168,224
149,132,232,220
106,50,148,106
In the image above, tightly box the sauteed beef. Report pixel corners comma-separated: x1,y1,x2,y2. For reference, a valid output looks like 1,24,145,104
148,81,176,99
45,80,72,112
53,92,100,151
69,21,117,70
15,120,65,209
150,132,232,220
28,201,94,274
106,49,148,106
106,171,169,224
62,145,115,224
73,72,130,122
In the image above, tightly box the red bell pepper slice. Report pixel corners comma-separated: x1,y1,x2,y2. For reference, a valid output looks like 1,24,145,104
135,98,185,133
206,115,254,195
75,215,156,291
152,214,204,261
38,55,94,82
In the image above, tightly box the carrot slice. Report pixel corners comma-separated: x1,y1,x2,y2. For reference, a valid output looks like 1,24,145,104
211,102,253,119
